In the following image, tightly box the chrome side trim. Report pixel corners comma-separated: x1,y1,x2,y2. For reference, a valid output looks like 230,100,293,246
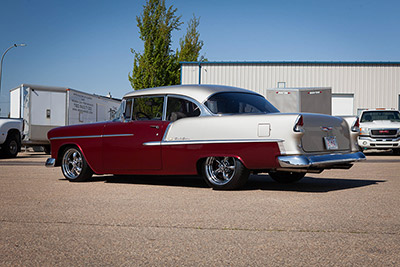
103,134,134,138
50,134,134,140
143,139,283,146
45,158,56,167
278,151,366,168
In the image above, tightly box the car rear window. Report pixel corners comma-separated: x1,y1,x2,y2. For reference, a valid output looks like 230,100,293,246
204,92,279,115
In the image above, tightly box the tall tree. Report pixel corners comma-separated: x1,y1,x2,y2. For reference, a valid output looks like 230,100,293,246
129,0,182,90
178,15,205,62
129,1,205,90
171,15,206,84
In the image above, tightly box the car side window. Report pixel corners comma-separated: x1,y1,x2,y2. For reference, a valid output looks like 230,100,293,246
132,96,164,120
166,97,200,121
124,98,133,120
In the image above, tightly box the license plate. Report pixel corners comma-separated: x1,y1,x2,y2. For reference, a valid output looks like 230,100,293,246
324,136,338,150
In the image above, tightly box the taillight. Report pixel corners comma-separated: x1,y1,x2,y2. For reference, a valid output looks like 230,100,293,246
293,114,304,132
351,117,360,132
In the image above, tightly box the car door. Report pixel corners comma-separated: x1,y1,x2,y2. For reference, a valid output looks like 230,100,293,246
102,96,168,172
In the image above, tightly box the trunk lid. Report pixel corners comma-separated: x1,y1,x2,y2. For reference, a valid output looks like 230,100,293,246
301,114,351,152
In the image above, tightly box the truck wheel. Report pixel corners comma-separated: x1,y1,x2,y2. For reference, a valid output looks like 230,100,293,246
392,148,400,155
3,134,19,158
269,171,305,183
61,147,93,182
202,156,249,190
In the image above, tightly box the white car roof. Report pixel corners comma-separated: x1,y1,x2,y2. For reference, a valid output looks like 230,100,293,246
123,84,261,103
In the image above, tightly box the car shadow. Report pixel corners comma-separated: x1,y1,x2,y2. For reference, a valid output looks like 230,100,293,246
98,174,385,193
245,174,385,193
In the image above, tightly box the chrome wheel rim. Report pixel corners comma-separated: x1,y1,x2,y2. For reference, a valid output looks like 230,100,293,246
9,140,18,155
62,148,83,179
205,157,236,185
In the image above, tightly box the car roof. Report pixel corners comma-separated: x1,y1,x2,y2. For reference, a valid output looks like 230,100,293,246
123,84,261,103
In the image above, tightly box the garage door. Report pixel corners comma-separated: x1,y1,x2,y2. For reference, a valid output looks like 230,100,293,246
332,94,354,116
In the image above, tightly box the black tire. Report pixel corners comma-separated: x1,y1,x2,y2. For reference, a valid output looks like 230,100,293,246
43,145,51,155
61,147,93,182
269,171,305,183
2,134,19,158
393,148,400,155
202,156,249,190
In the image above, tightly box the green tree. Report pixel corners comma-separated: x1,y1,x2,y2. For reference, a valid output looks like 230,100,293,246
177,15,205,62
130,1,205,90
129,0,182,90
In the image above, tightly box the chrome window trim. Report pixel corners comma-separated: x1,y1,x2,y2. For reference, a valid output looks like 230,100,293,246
143,138,284,146
165,94,210,117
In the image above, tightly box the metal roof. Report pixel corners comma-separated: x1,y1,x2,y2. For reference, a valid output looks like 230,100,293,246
123,84,260,103
180,61,400,65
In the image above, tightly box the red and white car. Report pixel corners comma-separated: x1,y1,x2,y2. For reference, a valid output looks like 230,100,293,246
46,85,365,190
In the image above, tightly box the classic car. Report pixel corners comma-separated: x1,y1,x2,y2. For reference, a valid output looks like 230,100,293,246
46,85,365,190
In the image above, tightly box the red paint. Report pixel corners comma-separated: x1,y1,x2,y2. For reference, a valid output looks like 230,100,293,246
48,121,282,176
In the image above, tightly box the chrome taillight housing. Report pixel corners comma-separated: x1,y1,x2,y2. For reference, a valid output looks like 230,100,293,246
351,117,360,132
293,114,304,132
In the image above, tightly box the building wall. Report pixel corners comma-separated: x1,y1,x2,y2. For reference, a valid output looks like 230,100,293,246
181,62,400,115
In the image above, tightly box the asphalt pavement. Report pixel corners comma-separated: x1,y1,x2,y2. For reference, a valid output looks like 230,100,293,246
0,150,399,266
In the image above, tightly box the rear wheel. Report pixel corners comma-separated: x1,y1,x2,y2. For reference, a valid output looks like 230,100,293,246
61,147,93,182
269,171,305,183
2,134,19,158
202,156,249,190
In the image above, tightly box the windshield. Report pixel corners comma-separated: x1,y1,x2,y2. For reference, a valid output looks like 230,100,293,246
204,92,279,115
360,111,400,122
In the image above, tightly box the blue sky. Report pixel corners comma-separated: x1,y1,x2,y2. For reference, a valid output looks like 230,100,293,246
1,0,400,115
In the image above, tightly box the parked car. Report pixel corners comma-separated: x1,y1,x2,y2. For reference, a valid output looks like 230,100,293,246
46,85,365,190
358,109,400,154
0,118,23,158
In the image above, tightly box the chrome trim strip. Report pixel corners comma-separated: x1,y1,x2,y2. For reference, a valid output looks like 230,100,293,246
278,151,366,168
45,158,55,167
103,134,134,138
50,134,134,140
143,139,283,146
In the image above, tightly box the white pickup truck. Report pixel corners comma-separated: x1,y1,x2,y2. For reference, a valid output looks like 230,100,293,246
358,109,400,154
0,118,23,158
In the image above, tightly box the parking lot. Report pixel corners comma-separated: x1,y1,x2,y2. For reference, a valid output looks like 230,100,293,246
0,151,399,266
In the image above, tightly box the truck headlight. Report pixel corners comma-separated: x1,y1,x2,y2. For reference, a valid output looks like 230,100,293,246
359,127,369,135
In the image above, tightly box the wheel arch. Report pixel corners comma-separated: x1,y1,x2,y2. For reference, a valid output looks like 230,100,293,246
57,143,99,175
5,129,22,152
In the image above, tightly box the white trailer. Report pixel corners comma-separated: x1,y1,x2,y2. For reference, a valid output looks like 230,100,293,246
10,84,120,151
265,87,332,115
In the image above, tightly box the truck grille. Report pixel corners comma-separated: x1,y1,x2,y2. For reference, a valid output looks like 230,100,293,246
371,129,398,137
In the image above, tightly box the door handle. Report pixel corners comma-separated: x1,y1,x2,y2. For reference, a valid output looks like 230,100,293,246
150,125,160,129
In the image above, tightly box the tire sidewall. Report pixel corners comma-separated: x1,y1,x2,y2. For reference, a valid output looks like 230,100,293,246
61,146,93,182
202,157,249,190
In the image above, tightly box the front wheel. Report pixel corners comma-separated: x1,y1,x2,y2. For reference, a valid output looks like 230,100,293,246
202,156,249,190
61,147,93,182
269,171,305,183
393,148,400,155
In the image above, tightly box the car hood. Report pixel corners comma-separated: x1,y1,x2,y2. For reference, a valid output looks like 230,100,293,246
360,121,400,128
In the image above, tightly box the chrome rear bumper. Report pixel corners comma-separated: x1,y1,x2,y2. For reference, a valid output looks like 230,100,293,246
278,151,366,168
45,158,55,167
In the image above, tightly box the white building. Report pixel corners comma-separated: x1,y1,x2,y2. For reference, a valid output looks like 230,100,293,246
180,61,400,115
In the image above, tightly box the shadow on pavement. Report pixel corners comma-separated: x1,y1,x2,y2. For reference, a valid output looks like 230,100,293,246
245,174,385,193
98,174,385,193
